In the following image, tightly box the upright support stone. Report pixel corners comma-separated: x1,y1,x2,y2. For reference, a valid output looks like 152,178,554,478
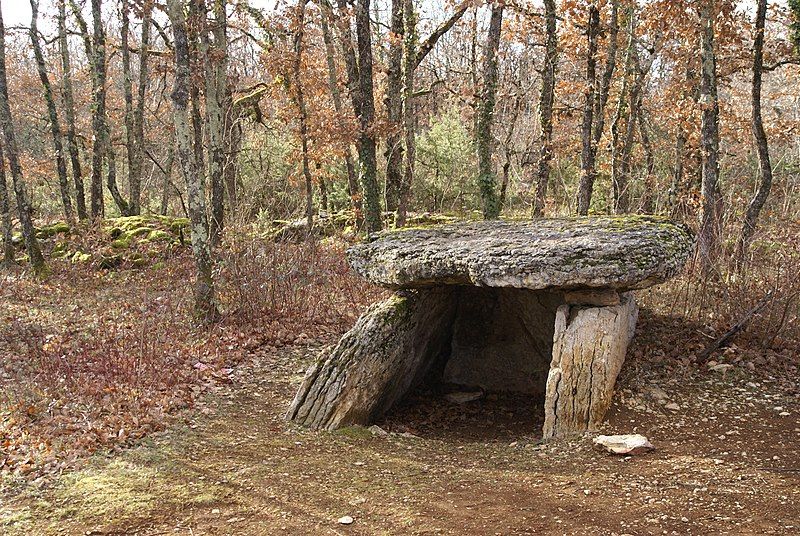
287,288,456,430
542,293,638,439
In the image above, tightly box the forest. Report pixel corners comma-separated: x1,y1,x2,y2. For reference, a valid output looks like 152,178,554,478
0,0,799,534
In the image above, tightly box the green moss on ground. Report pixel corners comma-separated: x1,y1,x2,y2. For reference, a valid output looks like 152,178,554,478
35,222,70,240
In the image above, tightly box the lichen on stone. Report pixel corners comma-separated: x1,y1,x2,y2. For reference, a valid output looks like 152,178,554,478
348,216,694,292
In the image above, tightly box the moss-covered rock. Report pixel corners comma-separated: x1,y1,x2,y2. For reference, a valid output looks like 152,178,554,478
145,230,172,242
129,227,154,238
101,216,187,252
36,222,71,240
71,251,91,263
111,237,133,250
52,242,70,257
167,218,189,234
130,253,148,268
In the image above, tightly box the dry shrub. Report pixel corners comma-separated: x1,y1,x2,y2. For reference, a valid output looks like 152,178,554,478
217,232,385,334
640,218,800,367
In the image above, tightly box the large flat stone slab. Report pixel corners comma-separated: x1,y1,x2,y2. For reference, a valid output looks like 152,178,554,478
348,216,693,291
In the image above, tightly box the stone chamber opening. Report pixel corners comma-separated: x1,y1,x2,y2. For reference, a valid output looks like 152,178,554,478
377,287,563,442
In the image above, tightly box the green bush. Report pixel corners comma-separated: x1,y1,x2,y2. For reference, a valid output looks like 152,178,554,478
414,107,478,214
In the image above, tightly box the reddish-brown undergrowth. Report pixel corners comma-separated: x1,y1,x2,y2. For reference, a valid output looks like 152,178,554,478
0,234,382,480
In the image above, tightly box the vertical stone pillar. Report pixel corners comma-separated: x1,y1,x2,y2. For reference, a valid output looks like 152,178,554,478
542,292,638,439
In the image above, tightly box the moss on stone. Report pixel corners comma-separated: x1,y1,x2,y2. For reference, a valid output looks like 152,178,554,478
128,227,153,238
167,218,190,233
145,230,172,242
36,222,70,240
52,242,70,257
130,253,148,268
71,251,91,263
110,237,132,250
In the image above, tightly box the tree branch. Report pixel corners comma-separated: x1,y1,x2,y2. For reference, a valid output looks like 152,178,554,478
414,0,471,69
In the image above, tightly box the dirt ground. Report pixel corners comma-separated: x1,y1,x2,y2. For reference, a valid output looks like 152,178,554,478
1,308,798,536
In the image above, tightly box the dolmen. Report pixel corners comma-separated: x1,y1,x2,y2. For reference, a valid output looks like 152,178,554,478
287,216,694,439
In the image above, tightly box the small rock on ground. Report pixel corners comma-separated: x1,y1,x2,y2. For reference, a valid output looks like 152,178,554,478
593,434,655,455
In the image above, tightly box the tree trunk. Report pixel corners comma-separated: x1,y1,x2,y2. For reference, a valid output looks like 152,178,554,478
211,0,228,242
121,0,139,214
223,95,241,217
532,0,557,217
736,0,772,265
160,139,176,216
90,0,105,217
354,0,381,233
58,0,87,220
320,8,360,220
475,3,504,220
576,5,600,215
30,0,73,223
396,0,417,227
0,139,13,266
189,0,206,192
123,0,152,215
610,8,634,214
292,0,315,231
697,0,723,268
395,0,468,226
105,132,129,215
591,0,619,150
668,66,697,213
135,1,152,213
319,171,329,211
637,101,655,213
0,5,46,275
384,0,404,214
669,128,686,212
166,0,219,323
201,0,228,244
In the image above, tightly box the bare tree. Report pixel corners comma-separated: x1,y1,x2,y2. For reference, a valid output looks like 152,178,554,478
0,2,45,275
291,0,315,230
737,0,773,264
576,4,600,215
354,0,381,232
384,0,404,213
121,0,138,214
166,0,219,322
133,1,154,215
397,0,417,227
531,0,557,217
199,0,229,243
396,0,468,226
592,0,619,151
58,0,87,220
89,0,106,217
697,0,723,268
319,6,360,220
0,139,13,266
476,2,504,220
30,0,73,223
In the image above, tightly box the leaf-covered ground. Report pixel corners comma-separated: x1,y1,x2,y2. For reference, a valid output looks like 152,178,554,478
2,327,798,535
0,228,799,535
